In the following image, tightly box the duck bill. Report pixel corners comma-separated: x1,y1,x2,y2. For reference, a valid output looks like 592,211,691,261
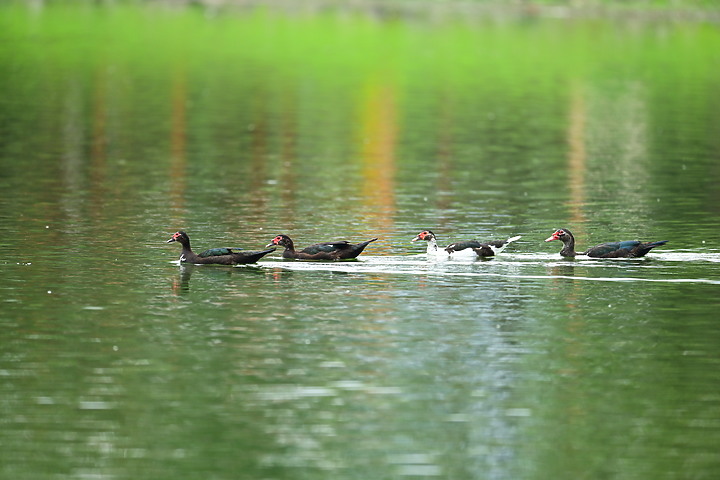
411,235,421,242
265,242,275,248
166,238,177,244
544,234,559,242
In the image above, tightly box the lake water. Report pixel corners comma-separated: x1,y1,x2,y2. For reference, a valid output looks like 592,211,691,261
1,3,720,479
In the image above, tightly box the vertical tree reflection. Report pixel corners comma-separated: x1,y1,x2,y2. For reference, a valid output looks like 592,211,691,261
359,79,397,243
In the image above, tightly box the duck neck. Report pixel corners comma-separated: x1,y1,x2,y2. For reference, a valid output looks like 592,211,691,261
282,239,296,253
177,240,196,261
560,236,577,257
426,239,439,255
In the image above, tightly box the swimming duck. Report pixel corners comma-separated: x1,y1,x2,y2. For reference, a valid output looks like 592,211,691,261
545,228,667,258
412,230,521,257
266,234,378,260
167,231,275,265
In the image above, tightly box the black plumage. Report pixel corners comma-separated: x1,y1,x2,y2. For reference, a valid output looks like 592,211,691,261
266,234,377,260
167,231,275,265
545,228,667,258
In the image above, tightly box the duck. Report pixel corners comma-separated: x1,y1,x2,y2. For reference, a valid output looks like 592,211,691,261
266,234,378,260
167,231,276,265
544,228,668,258
411,230,522,257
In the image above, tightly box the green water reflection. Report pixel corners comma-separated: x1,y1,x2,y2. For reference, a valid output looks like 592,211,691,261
1,3,720,480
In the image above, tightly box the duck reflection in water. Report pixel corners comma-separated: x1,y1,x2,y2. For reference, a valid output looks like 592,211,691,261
171,263,193,295
546,262,577,279
171,263,266,295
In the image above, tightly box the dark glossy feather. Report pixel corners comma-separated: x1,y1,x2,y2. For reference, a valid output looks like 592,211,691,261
584,241,639,257
301,241,354,255
199,247,242,258
444,240,484,252
584,240,668,258
485,240,509,249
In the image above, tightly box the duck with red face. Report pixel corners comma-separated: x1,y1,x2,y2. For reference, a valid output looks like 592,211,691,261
545,228,667,258
266,234,377,260
167,231,275,265
412,230,521,258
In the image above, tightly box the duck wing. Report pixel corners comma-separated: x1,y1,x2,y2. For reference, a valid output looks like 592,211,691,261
198,247,241,258
444,240,484,253
584,241,643,258
301,241,352,255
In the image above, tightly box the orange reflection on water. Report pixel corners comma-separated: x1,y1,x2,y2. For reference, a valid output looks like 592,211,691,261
358,80,398,249
567,83,587,239
554,86,593,422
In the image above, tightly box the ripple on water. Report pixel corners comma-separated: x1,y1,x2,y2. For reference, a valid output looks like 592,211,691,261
257,252,720,285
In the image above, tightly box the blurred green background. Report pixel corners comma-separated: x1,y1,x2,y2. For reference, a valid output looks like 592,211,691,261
1,2,720,480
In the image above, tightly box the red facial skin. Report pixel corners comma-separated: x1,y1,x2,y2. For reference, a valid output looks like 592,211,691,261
545,229,565,242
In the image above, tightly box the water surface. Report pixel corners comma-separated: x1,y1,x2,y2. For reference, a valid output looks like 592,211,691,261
1,4,719,480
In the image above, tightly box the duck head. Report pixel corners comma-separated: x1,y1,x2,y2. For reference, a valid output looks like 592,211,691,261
167,231,190,245
545,228,573,243
412,230,436,242
266,234,293,249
